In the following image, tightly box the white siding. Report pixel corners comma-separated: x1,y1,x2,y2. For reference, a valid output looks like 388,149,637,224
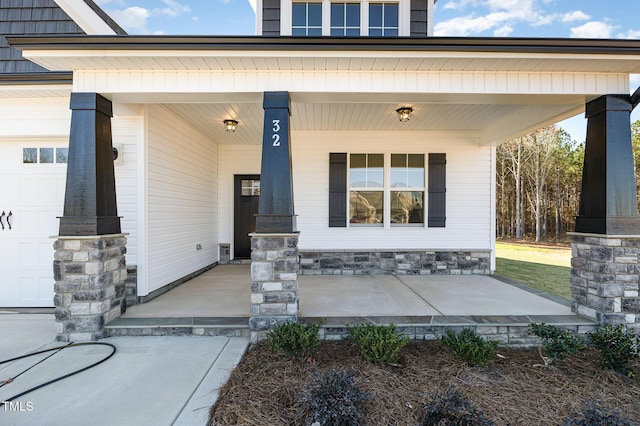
292,131,492,251
112,113,141,266
0,98,70,137
217,144,261,255
218,130,492,255
146,105,218,293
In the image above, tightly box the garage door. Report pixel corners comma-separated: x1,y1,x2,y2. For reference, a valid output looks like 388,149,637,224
0,141,67,307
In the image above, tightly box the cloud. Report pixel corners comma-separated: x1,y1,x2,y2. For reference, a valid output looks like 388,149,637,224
434,0,559,36
107,6,150,33
561,11,590,23
618,29,640,39
442,0,480,10
570,21,614,38
159,0,191,17
494,25,513,36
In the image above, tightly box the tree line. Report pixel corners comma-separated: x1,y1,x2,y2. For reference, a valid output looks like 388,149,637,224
496,120,640,242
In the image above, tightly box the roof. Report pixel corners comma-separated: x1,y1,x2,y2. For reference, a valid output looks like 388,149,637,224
0,0,124,81
8,35,640,75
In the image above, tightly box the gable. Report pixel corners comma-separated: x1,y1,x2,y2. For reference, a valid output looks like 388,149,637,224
0,0,85,74
0,0,125,76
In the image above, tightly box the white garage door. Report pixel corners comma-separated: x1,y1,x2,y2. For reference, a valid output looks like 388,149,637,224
0,141,67,307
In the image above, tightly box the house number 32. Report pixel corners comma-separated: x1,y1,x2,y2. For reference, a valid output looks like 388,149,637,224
272,119,281,147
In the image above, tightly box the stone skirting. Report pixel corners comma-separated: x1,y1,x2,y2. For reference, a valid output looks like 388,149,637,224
124,265,137,307
53,235,127,341
299,250,491,275
250,233,299,342
570,233,640,329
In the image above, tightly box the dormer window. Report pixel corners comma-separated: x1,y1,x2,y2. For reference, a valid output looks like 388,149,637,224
369,3,398,36
292,2,322,36
330,3,361,36
280,0,413,37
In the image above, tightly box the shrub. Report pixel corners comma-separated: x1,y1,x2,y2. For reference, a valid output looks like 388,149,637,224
588,325,640,377
347,324,409,365
562,398,635,426
439,328,498,368
298,368,372,426
529,323,586,363
422,386,494,426
266,321,321,362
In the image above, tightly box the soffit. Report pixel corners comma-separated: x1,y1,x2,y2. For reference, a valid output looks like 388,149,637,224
9,36,640,74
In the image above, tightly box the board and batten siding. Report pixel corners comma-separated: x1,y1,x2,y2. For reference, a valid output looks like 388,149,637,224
146,105,218,293
291,131,492,251
217,130,492,258
217,144,261,254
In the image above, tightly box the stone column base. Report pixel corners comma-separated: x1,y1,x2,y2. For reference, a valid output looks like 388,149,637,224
249,233,299,342
570,233,640,330
53,234,128,341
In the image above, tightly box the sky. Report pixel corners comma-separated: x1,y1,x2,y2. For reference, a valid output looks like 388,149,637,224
94,0,640,143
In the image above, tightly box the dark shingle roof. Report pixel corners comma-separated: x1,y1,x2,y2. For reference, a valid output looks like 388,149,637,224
0,0,125,75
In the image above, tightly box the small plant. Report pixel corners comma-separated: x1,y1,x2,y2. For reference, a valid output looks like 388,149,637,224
266,321,321,362
439,328,498,368
422,386,494,426
298,368,372,426
529,323,586,363
347,324,409,365
562,398,635,426
588,325,640,377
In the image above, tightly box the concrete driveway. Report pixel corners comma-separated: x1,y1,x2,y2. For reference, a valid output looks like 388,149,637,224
0,314,248,426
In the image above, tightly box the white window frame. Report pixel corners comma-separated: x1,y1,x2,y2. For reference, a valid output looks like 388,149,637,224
282,0,408,36
347,152,426,228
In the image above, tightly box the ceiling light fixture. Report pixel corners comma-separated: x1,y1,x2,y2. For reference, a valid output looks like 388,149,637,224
395,107,413,122
223,119,238,132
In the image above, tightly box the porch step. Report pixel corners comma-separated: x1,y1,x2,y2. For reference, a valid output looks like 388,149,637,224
105,314,597,346
303,314,598,346
104,317,250,337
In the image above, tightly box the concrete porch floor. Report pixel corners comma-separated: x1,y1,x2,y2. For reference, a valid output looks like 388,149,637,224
107,265,595,340
118,264,582,319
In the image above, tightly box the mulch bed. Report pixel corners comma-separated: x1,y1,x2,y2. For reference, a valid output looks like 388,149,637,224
209,340,640,425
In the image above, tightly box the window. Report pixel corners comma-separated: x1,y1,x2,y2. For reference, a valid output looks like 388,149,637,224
331,3,360,36
349,153,383,224
292,2,322,36
23,147,68,164
369,3,398,36
390,154,424,224
241,179,261,196
329,152,445,228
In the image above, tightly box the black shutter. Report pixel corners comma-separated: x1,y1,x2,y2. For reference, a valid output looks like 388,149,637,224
428,153,446,227
329,153,347,227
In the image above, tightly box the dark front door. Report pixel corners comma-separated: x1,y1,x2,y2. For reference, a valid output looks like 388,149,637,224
234,175,260,259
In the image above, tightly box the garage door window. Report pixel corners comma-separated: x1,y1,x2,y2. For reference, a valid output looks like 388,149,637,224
23,147,68,164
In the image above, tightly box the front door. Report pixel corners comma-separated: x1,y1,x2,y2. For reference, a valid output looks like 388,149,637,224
234,175,260,259
0,141,67,307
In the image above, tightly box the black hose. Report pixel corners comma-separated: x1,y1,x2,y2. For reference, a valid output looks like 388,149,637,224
0,342,116,408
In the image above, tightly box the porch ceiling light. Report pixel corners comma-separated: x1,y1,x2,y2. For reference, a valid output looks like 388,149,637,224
223,119,238,132
395,107,413,122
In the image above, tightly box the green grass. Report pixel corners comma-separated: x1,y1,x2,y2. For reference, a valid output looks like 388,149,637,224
495,241,571,299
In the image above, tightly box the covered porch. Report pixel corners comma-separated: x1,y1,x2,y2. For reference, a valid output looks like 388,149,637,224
105,265,595,344
9,36,639,341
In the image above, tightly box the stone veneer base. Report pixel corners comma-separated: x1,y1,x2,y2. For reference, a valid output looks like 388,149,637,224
570,233,640,329
53,234,128,341
299,250,491,275
250,233,300,342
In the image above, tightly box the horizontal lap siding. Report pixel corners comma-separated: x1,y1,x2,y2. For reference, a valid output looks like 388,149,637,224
0,98,70,137
217,145,261,255
147,105,218,292
291,131,492,251
112,115,139,265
